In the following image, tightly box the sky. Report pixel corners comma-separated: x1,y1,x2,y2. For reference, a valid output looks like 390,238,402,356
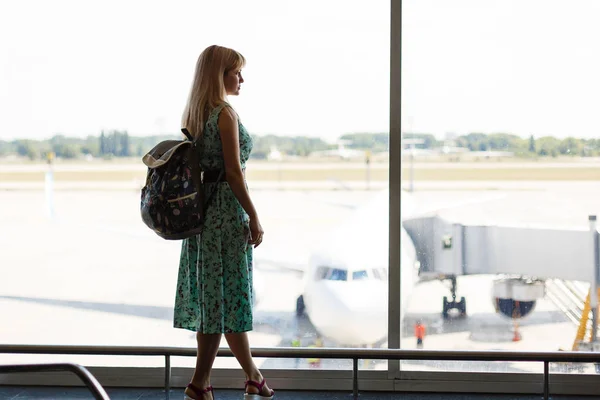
1,0,599,142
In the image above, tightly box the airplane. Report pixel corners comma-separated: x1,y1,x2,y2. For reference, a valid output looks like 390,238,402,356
267,145,283,161
291,189,598,348
309,140,369,161
296,189,419,346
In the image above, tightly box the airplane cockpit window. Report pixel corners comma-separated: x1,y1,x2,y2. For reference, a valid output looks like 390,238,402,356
328,268,348,281
352,270,369,280
315,267,348,281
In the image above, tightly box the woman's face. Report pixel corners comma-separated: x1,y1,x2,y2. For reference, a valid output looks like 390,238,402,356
224,68,244,96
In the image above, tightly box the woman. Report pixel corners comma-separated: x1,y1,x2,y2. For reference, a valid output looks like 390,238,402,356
174,45,274,400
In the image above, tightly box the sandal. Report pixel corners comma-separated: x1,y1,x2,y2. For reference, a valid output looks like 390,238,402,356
184,382,214,400
244,378,274,399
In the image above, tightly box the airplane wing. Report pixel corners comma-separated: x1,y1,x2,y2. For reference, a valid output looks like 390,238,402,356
255,257,306,274
403,191,508,221
255,189,507,276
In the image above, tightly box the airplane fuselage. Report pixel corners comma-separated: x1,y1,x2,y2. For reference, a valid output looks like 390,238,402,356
302,191,420,347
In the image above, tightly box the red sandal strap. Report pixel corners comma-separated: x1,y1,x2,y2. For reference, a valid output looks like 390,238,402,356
245,378,274,395
187,383,213,396
245,378,265,390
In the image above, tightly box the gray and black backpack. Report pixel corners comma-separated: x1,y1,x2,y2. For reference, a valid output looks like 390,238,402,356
140,128,222,240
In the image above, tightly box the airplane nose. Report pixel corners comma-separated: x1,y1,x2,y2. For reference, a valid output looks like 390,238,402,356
328,281,388,345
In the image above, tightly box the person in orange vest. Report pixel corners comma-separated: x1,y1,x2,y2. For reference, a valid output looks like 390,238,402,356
415,320,426,349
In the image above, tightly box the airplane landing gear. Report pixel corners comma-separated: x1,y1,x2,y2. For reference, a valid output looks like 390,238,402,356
296,295,305,317
442,276,466,319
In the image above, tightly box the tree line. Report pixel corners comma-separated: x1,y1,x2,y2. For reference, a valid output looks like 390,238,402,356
0,131,138,160
2,130,599,161
403,132,600,158
0,131,389,161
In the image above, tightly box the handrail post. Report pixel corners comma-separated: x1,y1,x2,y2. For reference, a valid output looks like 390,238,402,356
591,216,599,342
0,363,110,400
353,358,358,399
543,361,549,400
165,355,171,400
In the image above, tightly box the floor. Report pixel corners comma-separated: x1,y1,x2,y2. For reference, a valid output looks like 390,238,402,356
0,386,596,400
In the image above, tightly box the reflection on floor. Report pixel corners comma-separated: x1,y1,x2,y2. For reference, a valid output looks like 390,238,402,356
0,387,595,400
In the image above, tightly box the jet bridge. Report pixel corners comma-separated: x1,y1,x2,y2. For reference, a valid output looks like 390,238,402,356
403,215,595,282
403,215,599,321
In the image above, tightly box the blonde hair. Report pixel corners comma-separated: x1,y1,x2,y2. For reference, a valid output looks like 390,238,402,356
182,45,246,139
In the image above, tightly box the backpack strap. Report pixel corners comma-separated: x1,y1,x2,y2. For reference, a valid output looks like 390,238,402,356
181,128,205,216
181,128,193,142
201,104,228,186
180,128,223,226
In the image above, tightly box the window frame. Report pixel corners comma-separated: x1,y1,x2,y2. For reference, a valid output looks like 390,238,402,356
5,1,600,396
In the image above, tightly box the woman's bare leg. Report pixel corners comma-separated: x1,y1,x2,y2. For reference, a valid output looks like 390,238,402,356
185,332,222,399
224,332,272,395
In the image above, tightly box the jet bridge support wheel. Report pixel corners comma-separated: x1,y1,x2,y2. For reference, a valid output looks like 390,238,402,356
442,296,467,319
296,295,305,317
442,277,467,319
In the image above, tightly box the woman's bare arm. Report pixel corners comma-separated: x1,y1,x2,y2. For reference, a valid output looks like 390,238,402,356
218,106,258,220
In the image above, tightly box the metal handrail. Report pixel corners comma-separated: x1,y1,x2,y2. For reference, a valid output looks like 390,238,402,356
3,343,600,361
0,362,110,400
2,344,600,400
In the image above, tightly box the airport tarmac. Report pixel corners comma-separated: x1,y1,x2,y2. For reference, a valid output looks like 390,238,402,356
0,180,598,373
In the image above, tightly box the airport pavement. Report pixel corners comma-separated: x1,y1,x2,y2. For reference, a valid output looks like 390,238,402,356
0,180,387,191
1,183,599,373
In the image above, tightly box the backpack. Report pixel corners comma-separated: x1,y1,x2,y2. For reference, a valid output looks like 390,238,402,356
140,128,223,240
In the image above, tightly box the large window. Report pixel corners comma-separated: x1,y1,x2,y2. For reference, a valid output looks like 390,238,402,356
400,0,600,376
0,0,390,372
2,0,599,394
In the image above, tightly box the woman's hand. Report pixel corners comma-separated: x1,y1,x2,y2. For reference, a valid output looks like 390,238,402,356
249,216,264,248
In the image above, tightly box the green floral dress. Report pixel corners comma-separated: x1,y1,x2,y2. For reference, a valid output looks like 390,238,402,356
173,103,254,333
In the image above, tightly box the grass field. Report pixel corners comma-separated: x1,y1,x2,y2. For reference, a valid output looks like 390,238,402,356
405,167,600,181
1,161,600,182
